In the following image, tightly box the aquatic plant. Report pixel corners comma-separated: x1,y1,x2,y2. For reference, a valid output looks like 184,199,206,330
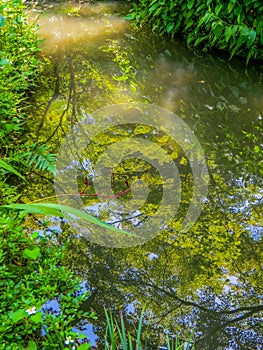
104,309,194,350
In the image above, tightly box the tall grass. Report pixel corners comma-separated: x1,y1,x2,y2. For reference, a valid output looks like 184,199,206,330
104,309,194,350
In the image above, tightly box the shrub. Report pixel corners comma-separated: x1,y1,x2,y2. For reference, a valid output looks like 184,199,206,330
0,2,94,349
127,0,263,64
0,213,93,349
0,0,41,147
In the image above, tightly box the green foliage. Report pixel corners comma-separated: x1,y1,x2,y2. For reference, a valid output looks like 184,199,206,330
18,142,56,174
104,309,193,350
0,159,25,180
0,214,93,349
0,0,41,146
128,0,263,64
104,309,143,350
0,2,94,349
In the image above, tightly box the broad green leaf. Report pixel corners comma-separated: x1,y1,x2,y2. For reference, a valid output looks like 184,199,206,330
247,29,256,47
215,4,222,15
25,340,37,350
30,232,39,239
77,345,91,350
187,0,194,10
0,159,25,180
166,22,174,33
228,2,235,13
10,309,27,323
0,58,9,66
3,203,136,236
23,246,41,260
78,334,88,339
31,312,42,323
0,15,5,27
125,13,134,20
225,26,232,43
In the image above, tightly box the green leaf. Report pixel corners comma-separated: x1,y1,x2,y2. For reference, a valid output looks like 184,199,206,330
31,312,42,323
10,309,27,323
215,4,222,16
0,15,5,27
187,0,194,10
166,22,174,33
77,345,91,350
228,2,235,13
0,159,25,180
247,29,256,47
78,334,88,339
21,143,56,174
23,246,41,260
25,340,37,350
3,203,136,237
225,26,232,43
149,3,160,14
30,232,39,239
125,13,134,20
0,58,9,66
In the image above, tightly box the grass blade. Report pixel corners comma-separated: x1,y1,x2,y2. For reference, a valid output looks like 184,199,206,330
135,308,144,349
3,203,136,236
0,159,25,180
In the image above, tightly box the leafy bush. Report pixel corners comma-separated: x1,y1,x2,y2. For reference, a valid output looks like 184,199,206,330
0,213,93,349
0,0,41,146
0,2,94,349
127,0,263,64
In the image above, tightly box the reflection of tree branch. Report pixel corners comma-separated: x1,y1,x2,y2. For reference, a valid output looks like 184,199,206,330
44,108,67,145
37,57,60,136
145,281,212,313
44,57,77,144
217,304,263,315
69,57,77,124
109,213,143,225
196,307,263,347
155,302,182,325
146,280,263,317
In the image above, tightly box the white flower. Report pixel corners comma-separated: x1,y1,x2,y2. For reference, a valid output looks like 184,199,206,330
26,306,37,315
65,336,74,345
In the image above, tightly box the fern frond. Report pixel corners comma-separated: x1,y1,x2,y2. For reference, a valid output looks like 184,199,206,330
21,143,56,174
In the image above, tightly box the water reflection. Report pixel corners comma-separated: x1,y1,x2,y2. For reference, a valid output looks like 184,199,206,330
25,1,263,349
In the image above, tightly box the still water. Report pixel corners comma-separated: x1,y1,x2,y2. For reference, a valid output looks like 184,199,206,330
26,1,263,349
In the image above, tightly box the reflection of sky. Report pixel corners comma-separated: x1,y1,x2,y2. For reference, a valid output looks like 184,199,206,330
227,182,262,241
85,202,144,230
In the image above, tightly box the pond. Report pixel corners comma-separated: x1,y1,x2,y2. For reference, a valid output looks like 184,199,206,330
25,1,263,349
